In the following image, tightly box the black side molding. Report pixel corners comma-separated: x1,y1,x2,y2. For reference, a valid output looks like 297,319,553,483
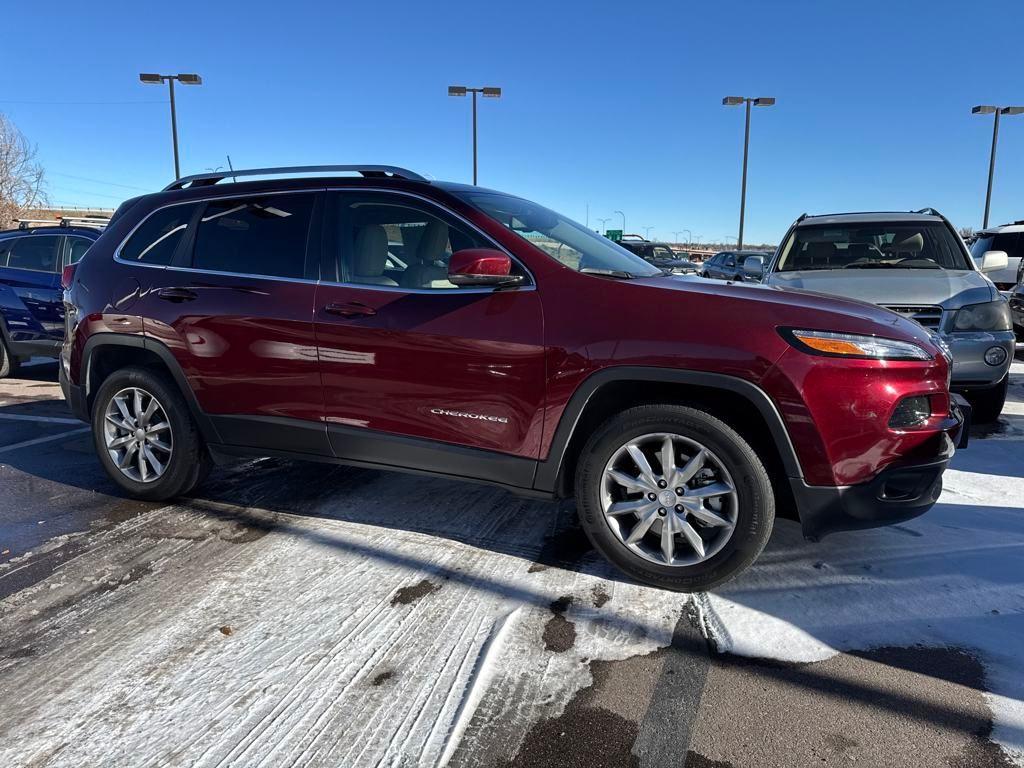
533,366,803,494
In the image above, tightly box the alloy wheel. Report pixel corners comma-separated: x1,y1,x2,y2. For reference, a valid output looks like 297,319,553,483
600,432,738,566
103,387,173,483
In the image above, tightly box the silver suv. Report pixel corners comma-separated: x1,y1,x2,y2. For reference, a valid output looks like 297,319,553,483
748,210,1014,422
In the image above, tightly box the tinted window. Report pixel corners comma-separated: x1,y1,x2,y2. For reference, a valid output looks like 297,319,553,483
332,193,497,289
779,222,970,271
121,203,199,265
67,236,93,265
971,232,1020,260
7,235,61,272
0,238,13,267
193,194,314,278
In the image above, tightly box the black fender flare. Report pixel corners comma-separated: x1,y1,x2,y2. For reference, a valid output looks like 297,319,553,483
532,366,804,493
81,332,220,443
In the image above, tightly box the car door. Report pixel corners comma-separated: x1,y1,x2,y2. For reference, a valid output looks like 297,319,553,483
142,191,327,454
314,189,546,483
0,233,65,347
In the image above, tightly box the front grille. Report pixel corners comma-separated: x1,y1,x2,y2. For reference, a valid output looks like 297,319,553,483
884,305,943,330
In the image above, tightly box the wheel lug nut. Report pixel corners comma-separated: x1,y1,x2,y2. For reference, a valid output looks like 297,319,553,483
657,480,667,489
648,493,657,501
657,508,666,516
675,487,684,495
675,504,684,512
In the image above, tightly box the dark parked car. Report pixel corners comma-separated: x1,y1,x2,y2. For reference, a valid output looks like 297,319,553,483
700,250,771,281
62,165,967,591
0,219,104,377
617,239,698,274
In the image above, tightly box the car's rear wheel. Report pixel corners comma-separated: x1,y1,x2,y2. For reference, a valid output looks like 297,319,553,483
92,366,211,500
0,337,19,379
575,404,774,592
967,375,1008,424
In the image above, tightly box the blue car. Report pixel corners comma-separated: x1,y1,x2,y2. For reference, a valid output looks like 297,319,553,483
0,219,105,377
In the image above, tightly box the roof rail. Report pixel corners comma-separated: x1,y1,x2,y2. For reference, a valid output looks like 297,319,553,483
914,207,941,216
60,216,109,228
163,164,428,192
14,219,59,230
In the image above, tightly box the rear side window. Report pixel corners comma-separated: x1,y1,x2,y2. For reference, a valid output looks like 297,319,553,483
121,203,199,265
7,235,61,272
67,236,93,265
192,194,315,279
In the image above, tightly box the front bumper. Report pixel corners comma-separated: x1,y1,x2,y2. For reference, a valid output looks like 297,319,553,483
946,329,1015,387
792,394,969,540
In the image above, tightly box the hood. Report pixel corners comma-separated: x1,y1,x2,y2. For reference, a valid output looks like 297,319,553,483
767,269,995,309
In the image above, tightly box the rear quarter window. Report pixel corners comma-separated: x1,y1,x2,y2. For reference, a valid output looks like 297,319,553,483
119,203,200,265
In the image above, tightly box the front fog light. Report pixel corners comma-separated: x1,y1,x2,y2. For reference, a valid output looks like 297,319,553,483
889,396,932,428
984,346,1008,366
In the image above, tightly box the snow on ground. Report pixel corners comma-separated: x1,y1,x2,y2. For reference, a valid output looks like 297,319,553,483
703,358,1024,766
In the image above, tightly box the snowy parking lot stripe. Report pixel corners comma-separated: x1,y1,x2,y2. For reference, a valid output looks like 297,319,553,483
0,427,90,454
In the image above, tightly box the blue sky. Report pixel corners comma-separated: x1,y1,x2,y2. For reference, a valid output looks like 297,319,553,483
2,0,1021,243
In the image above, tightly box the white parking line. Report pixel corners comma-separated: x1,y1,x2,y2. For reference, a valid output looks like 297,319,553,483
0,428,91,455
0,414,83,425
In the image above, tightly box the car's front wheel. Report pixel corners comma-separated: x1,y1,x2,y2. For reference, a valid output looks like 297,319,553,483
92,366,211,501
0,337,19,379
575,404,775,592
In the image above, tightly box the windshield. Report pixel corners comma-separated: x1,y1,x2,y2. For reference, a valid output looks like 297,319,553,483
454,191,663,277
778,222,970,272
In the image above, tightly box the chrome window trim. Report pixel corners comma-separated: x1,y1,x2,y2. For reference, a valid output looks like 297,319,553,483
110,186,537,295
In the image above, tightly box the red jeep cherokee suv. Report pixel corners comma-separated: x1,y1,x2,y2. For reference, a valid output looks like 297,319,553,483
60,165,968,591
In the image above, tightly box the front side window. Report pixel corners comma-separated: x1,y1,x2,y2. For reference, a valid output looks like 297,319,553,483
778,222,971,271
0,238,13,267
454,190,662,277
7,235,61,272
331,193,506,289
192,194,315,279
971,232,1020,260
121,203,200,265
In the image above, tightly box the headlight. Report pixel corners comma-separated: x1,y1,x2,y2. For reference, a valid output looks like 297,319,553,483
953,300,1011,331
782,328,932,361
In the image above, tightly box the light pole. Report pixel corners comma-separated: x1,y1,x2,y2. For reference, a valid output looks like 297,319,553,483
972,105,1024,228
723,96,775,250
140,73,202,180
643,226,655,239
614,210,626,234
596,217,612,234
682,228,692,245
448,85,502,185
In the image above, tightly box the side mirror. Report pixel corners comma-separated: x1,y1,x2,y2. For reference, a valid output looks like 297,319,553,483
743,254,765,279
448,248,524,287
978,250,1009,274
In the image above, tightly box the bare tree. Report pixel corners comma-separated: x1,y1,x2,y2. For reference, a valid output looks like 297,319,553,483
0,113,46,227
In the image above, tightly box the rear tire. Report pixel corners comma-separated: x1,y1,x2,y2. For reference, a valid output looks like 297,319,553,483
575,404,774,592
92,366,211,501
0,337,19,379
967,376,1008,424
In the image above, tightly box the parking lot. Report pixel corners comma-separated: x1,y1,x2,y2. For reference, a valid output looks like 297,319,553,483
0,355,1023,767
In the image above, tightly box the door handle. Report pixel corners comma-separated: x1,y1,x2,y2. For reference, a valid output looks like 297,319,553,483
323,302,377,318
157,287,198,303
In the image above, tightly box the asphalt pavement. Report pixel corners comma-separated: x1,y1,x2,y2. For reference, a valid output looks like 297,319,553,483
0,356,1022,767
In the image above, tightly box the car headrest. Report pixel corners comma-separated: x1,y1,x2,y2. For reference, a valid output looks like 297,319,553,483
353,225,388,276
416,220,449,263
894,233,924,253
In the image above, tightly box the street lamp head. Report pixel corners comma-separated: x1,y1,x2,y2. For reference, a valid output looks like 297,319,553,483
722,96,745,106
753,97,776,107
139,73,164,84
1001,106,1024,116
177,73,202,85
448,86,468,97
481,87,502,98
972,105,998,114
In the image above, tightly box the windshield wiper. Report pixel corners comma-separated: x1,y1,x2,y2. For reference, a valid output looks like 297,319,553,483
580,268,636,279
843,262,895,269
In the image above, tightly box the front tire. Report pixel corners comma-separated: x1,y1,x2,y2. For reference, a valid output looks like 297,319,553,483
575,404,775,592
91,366,211,501
0,337,19,379
966,375,1008,424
